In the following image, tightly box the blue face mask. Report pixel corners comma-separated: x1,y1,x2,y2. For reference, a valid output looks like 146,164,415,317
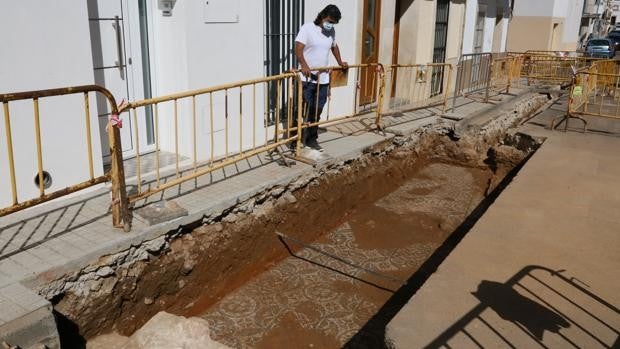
322,22,334,31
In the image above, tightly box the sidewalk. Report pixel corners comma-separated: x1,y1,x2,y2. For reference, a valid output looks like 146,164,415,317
0,88,533,347
385,106,620,348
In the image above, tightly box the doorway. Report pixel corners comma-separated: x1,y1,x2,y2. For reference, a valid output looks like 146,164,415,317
87,0,155,163
360,0,381,105
551,23,560,50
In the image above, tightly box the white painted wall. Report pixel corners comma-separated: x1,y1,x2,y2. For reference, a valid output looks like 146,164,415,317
483,1,497,52
462,0,510,54
446,1,467,63
513,0,555,16
0,1,101,209
500,10,510,52
148,1,365,161
462,0,478,54
563,0,586,44
511,0,584,47
151,0,269,162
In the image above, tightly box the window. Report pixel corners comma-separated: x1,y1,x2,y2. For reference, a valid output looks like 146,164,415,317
432,0,450,96
264,0,304,124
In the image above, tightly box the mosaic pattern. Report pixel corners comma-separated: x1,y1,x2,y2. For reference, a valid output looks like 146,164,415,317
201,163,483,348
375,163,479,231
202,226,435,348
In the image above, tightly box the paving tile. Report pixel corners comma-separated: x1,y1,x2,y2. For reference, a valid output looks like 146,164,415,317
0,296,27,323
0,259,32,284
0,283,47,312
9,252,53,275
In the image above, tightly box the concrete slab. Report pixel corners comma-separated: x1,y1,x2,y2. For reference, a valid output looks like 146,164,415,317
384,114,438,136
134,200,189,226
385,128,620,348
0,283,58,349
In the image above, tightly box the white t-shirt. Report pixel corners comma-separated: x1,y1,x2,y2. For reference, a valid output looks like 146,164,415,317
295,23,336,84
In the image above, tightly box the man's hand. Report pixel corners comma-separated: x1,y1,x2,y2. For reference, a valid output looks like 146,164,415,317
339,61,349,70
301,64,311,77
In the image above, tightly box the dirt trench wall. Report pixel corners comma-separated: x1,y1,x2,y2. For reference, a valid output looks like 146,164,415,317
36,94,546,340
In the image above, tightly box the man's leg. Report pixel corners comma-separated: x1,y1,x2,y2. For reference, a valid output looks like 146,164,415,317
306,84,329,150
302,82,319,145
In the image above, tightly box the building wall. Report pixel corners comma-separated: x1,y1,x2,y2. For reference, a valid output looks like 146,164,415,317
0,1,101,208
0,0,478,209
446,1,467,64
397,0,435,64
507,17,557,51
151,0,267,160
462,0,510,54
148,1,367,160
562,0,586,48
507,0,584,51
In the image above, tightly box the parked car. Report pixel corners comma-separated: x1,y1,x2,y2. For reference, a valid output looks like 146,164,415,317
585,38,615,58
607,32,620,51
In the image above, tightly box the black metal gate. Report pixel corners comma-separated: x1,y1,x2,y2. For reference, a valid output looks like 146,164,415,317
265,0,305,124
431,0,449,96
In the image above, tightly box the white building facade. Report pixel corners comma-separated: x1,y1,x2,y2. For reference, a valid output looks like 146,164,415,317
461,0,512,54
1,0,509,210
507,0,585,51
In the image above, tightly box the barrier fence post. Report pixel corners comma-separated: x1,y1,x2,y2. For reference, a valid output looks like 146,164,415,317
376,64,386,130
295,76,303,156
505,58,512,94
108,102,130,231
451,59,462,112
484,55,492,103
442,65,453,114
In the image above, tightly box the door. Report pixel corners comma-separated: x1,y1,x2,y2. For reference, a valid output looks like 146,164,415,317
431,0,449,96
360,0,381,105
88,0,155,162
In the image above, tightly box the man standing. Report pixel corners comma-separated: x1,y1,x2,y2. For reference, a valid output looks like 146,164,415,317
294,4,347,152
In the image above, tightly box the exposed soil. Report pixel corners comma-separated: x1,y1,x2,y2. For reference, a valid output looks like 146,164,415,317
56,130,537,348
196,162,498,348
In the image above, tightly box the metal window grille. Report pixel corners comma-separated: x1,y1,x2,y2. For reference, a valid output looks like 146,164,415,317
264,0,305,125
432,0,450,96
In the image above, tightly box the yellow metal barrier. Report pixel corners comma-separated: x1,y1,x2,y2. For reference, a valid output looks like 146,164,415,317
383,63,453,118
293,63,385,131
524,50,583,57
0,85,129,229
121,73,302,204
521,54,601,86
489,56,523,93
554,60,620,131
5,53,582,228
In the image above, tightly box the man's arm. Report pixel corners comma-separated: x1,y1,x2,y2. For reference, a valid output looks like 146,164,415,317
331,45,348,69
295,42,311,76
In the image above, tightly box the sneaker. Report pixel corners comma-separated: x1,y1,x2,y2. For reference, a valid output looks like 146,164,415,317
288,141,297,153
288,141,305,153
306,140,324,152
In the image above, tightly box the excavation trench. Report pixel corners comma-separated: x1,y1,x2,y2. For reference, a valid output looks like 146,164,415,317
49,126,542,348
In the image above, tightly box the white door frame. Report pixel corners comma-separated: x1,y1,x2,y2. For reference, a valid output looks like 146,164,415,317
89,0,157,164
